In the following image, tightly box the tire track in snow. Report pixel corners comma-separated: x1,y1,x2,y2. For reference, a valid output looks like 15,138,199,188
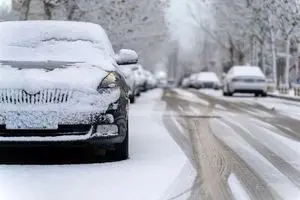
220,117,300,189
211,118,300,200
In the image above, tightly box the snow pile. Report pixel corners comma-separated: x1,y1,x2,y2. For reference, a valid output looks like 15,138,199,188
0,21,115,67
231,66,265,77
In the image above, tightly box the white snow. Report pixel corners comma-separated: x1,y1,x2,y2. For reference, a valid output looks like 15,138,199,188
196,72,220,83
0,64,109,90
230,66,265,78
228,174,251,200
115,49,138,64
210,118,300,200
0,89,189,200
0,21,116,67
174,89,209,105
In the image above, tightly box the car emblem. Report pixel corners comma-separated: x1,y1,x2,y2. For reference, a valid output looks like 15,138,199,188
22,89,41,95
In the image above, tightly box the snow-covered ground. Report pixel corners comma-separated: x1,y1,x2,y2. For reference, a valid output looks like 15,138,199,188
0,89,190,200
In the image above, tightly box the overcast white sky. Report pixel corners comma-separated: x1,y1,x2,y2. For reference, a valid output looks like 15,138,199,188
166,0,208,53
0,0,10,5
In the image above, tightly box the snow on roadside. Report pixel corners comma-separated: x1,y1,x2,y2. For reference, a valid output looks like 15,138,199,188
0,89,188,200
173,89,209,105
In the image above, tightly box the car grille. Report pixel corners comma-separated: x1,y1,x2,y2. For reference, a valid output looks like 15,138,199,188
0,89,74,104
0,125,91,136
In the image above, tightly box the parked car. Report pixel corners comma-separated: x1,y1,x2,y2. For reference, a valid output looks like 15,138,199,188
181,77,191,88
144,70,157,90
223,66,267,97
189,74,199,88
0,20,132,160
135,65,147,93
193,72,221,89
117,49,139,103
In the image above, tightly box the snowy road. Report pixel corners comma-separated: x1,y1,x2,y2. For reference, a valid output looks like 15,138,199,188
163,88,300,200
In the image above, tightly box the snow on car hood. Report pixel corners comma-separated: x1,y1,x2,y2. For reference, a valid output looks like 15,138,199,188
0,62,111,91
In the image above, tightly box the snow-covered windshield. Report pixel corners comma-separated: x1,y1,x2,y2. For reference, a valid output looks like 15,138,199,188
0,21,114,65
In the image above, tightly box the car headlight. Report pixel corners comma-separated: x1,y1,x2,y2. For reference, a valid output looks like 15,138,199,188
100,72,118,88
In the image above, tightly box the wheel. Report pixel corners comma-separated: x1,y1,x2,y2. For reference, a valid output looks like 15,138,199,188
223,90,228,96
136,90,141,97
227,92,233,96
107,118,129,161
254,93,259,97
261,92,267,97
129,95,135,104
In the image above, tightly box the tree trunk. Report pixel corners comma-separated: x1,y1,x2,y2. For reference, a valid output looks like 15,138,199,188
285,36,291,85
296,54,299,82
261,41,265,73
271,30,277,85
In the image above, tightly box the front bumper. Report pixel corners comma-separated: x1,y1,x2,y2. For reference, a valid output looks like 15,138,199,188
0,91,128,146
230,82,267,92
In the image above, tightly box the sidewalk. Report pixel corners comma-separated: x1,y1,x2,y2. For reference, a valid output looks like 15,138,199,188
268,89,300,102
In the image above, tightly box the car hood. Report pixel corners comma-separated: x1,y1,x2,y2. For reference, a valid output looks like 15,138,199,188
0,62,112,91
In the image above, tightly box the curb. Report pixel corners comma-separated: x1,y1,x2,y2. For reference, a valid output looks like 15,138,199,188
268,93,300,102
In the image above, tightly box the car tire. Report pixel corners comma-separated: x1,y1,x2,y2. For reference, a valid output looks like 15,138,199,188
223,91,228,96
261,92,267,97
129,95,135,104
254,93,259,97
136,90,141,97
107,118,129,161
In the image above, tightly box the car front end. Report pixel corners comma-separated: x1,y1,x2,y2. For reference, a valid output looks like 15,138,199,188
0,65,129,158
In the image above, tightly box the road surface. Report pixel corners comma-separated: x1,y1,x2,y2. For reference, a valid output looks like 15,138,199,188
162,88,300,200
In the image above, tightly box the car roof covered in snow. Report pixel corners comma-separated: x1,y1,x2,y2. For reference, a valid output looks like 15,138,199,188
230,66,265,77
0,21,111,47
197,72,220,82
0,21,115,68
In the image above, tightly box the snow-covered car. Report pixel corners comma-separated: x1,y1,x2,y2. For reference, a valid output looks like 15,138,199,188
181,77,190,88
223,66,267,97
193,72,221,89
134,64,147,93
144,70,157,90
0,20,132,160
117,49,139,103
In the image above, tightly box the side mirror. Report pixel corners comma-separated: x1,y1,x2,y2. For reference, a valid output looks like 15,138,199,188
115,49,138,65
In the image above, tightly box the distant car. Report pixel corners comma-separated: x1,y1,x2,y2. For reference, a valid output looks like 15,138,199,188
223,66,267,97
193,72,221,89
189,74,199,88
135,65,147,92
117,49,139,103
181,77,191,88
118,64,139,103
0,20,132,160
144,70,157,90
